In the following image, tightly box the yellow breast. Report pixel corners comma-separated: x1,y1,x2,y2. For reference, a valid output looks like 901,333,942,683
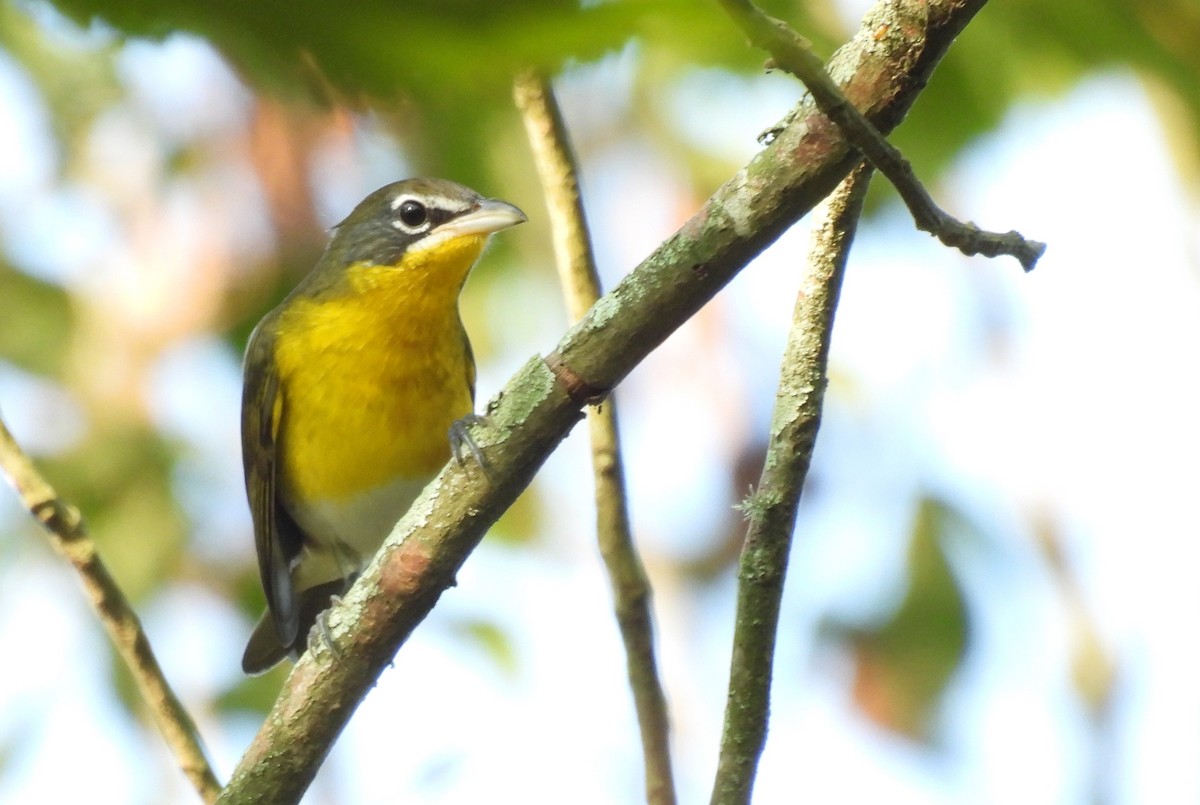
271,235,484,504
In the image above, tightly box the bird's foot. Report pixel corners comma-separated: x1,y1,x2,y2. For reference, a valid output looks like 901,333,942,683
308,595,344,663
449,413,491,477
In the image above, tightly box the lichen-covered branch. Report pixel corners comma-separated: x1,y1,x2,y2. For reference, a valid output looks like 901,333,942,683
219,1,990,800
514,69,677,805
0,414,221,803
718,0,1046,271
710,165,872,805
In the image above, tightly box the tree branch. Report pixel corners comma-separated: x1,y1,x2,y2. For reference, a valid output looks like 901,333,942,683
0,413,220,803
718,0,1046,271
514,69,677,805
219,1,991,800
710,165,873,804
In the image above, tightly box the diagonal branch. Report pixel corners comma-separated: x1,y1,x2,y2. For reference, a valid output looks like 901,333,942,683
718,0,1046,271
711,165,873,805
0,413,221,803
219,1,990,800
514,69,677,805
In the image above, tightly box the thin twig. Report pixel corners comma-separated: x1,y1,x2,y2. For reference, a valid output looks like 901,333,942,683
0,413,221,803
718,0,1045,271
514,69,677,805
711,165,873,804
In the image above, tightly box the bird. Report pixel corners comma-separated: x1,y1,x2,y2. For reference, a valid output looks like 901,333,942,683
239,177,526,674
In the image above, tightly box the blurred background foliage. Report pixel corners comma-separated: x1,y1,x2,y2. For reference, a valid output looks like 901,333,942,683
0,0,1197,802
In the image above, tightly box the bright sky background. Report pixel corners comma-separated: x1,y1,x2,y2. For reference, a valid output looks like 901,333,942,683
0,6,1198,805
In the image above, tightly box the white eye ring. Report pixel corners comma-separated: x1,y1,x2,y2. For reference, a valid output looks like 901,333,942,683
391,197,430,233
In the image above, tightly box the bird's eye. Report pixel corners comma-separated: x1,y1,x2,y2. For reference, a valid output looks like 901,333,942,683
397,199,428,228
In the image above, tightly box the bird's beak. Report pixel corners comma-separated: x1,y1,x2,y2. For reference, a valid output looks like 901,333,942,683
436,198,527,238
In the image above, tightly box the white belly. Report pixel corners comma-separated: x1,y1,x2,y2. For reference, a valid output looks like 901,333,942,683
288,475,431,590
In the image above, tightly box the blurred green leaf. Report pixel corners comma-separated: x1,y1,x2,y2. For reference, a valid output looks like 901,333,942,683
1032,514,1117,721
895,0,1200,179
39,423,188,599
216,663,291,715
447,616,519,678
28,0,1200,192
42,0,771,94
0,2,122,155
837,496,973,743
35,0,839,183
0,265,73,376
488,484,545,547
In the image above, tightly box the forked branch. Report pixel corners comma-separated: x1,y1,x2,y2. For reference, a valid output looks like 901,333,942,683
719,0,1045,271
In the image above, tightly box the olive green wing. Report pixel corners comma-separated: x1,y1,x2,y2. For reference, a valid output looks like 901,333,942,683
460,321,477,403
446,322,484,466
241,315,303,648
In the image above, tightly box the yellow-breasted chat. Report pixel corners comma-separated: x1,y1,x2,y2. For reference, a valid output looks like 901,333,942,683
240,178,526,674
